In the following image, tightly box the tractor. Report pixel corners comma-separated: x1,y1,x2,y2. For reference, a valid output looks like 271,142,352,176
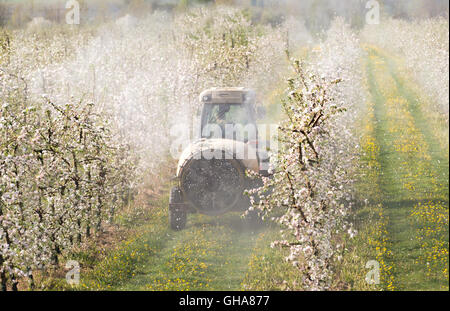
169,87,269,230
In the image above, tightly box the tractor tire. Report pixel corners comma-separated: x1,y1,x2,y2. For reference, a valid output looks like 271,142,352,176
169,187,187,231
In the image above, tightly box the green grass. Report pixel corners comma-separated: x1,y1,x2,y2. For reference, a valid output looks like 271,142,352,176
114,212,271,291
241,229,304,291
363,47,449,290
75,194,173,290
69,186,285,291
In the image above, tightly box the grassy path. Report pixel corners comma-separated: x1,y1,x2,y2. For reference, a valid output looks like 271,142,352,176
364,46,449,290
76,190,280,291
113,212,267,291
76,191,299,291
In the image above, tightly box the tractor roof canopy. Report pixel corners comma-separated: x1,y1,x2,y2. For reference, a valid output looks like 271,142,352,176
199,87,255,105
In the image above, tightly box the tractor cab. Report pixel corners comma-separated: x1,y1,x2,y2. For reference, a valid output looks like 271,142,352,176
198,88,263,143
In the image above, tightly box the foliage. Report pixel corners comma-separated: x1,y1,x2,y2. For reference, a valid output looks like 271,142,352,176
248,59,350,290
362,18,449,117
0,6,288,291
247,19,365,291
0,70,136,291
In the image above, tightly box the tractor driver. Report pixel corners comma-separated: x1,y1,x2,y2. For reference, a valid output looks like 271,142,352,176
213,104,231,138
215,104,230,122
207,104,251,141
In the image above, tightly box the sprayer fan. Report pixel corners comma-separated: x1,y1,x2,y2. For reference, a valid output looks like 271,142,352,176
181,157,244,215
